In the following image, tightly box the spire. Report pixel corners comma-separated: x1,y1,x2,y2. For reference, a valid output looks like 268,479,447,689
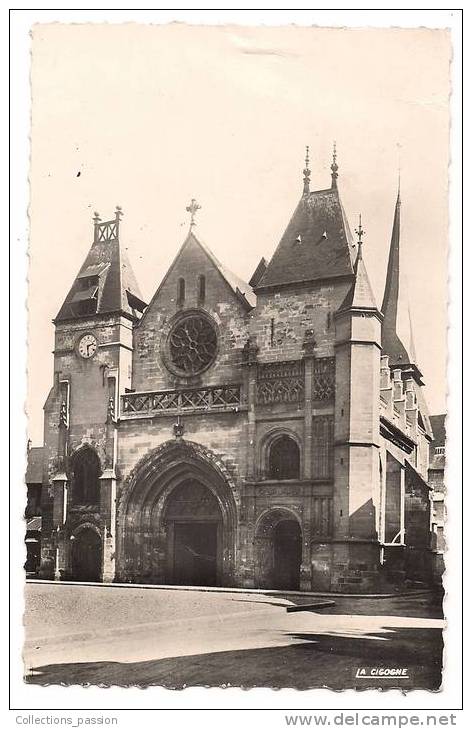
331,141,338,188
396,141,402,204
186,198,201,228
381,187,421,377
303,145,311,194
339,215,378,312
381,192,401,319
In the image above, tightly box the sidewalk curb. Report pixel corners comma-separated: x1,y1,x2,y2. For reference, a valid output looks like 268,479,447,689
26,579,438,600
24,605,289,651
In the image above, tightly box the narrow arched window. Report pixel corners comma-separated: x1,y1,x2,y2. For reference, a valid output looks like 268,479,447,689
268,435,300,480
71,448,101,505
197,274,206,306
177,277,185,306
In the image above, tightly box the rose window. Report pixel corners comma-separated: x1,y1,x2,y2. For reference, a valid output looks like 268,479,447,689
168,314,217,375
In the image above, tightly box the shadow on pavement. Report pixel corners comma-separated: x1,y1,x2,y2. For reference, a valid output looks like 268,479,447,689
24,624,443,690
231,593,444,619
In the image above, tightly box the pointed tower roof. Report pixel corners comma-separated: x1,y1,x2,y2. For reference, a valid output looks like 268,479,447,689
380,190,421,378
55,208,147,323
338,215,379,313
256,147,356,291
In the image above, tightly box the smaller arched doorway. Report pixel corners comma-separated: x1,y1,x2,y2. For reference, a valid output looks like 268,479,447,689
71,527,102,582
273,520,302,590
255,510,302,590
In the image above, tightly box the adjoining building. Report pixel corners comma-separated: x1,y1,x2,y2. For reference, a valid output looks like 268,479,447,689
35,149,444,592
25,445,44,576
429,414,447,584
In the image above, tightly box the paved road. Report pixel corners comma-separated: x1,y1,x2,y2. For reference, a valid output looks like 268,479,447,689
24,583,444,690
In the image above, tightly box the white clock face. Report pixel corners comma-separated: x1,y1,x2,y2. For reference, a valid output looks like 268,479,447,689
78,333,97,359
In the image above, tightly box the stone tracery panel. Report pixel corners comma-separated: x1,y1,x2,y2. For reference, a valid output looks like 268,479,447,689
313,356,335,401
168,313,218,375
313,415,334,479
256,360,304,405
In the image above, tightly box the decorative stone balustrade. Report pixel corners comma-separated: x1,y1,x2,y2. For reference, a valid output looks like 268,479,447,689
121,384,242,418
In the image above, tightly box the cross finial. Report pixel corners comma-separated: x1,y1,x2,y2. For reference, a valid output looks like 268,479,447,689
303,145,311,194
331,141,339,187
355,213,365,259
186,198,201,228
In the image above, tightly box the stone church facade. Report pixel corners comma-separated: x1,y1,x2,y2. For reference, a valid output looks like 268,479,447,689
38,149,437,593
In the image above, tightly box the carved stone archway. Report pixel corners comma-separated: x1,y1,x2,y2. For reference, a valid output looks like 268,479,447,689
117,440,238,586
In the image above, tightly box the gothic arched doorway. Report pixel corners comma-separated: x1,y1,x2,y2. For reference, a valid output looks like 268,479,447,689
255,509,302,590
71,527,102,582
118,441,238,586
164,481,223,586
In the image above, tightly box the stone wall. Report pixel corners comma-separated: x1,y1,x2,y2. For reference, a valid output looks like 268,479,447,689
132,236,251,392
39,313,130,579
117,413,245,487
252,280,351,361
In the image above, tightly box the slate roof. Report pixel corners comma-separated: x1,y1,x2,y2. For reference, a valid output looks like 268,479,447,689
55,214,147,322
429,413,446,470
416,385,433,439
25,447,44,484
197,235,257,310
256,185,356,290
248,257,268,289
430,414,446,447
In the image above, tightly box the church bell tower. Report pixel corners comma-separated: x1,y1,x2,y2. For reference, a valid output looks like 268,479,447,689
40,208,147,582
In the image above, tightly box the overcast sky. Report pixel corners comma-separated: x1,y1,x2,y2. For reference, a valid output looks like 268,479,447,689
28,23,450,444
